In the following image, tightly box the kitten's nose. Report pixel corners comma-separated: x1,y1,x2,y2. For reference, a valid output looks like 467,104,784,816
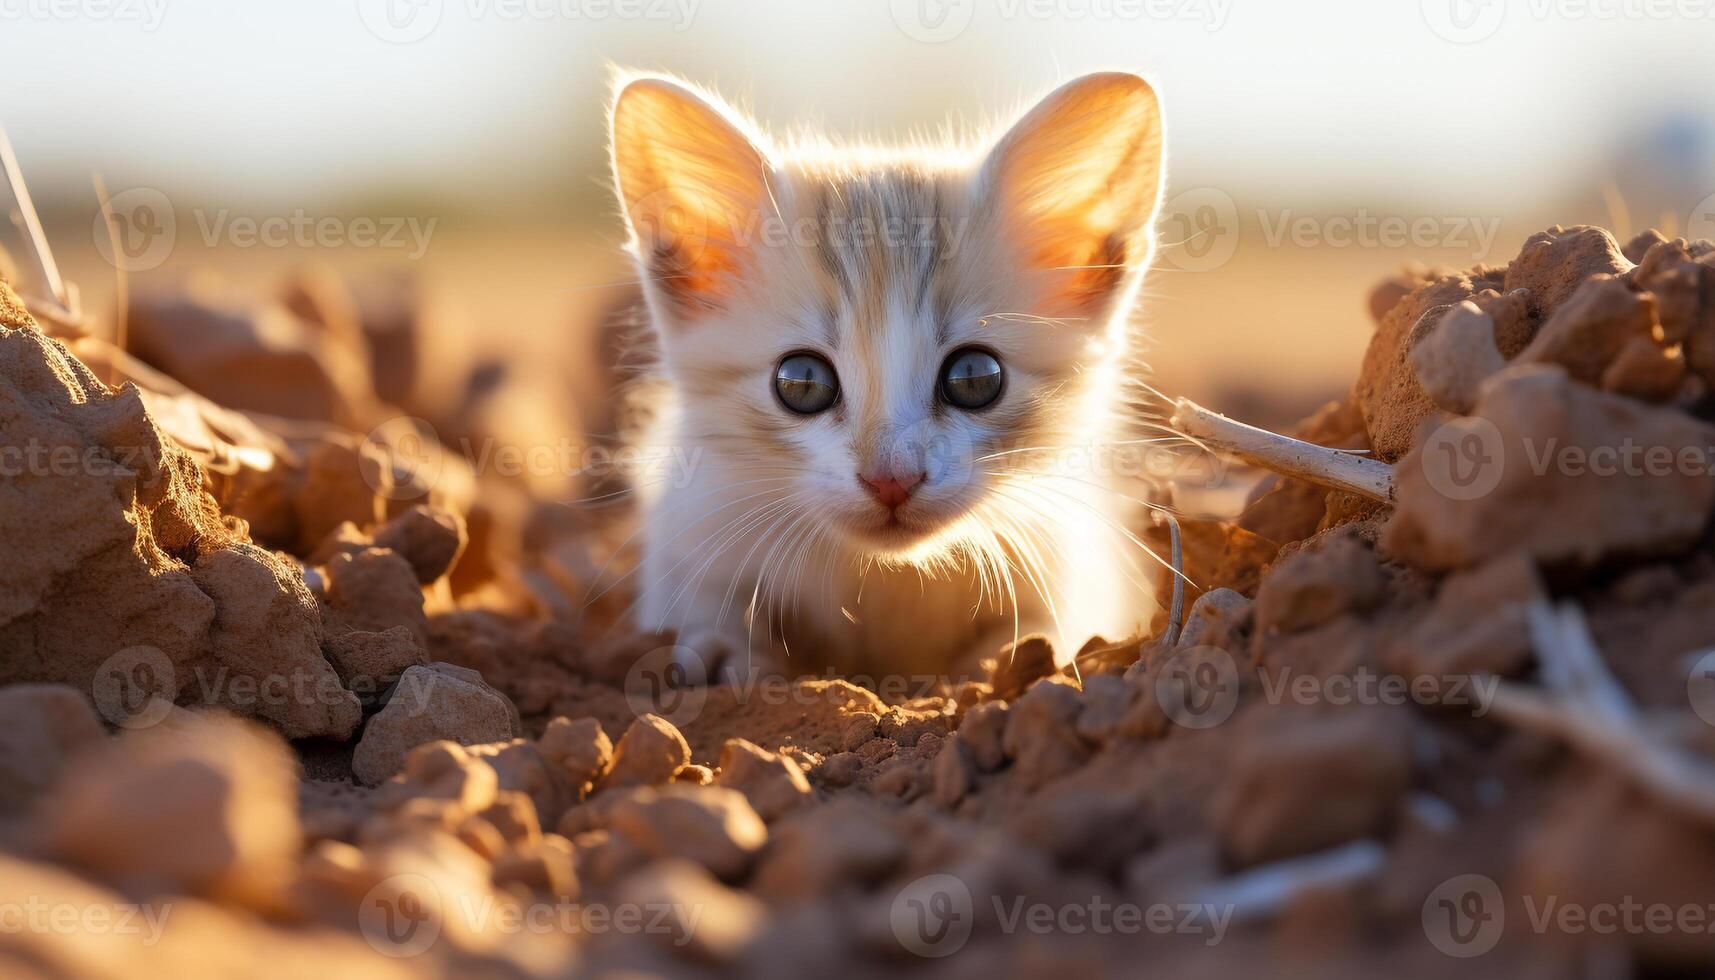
859,471,924,509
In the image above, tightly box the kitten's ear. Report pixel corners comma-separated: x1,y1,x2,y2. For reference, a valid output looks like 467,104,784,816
982,72,1164,317
610,76,773,323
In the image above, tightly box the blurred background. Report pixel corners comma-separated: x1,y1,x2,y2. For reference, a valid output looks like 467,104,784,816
5,0,1715,431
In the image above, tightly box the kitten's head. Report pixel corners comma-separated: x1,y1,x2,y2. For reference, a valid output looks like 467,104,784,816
610,71,1164,559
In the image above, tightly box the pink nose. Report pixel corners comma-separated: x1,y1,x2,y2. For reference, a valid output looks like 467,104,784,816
860,471,924,509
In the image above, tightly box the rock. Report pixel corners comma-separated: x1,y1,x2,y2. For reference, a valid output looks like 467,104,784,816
126,276,377,429
714,738,811,821
815,752,862,787
931,737,975,807
478,790,542,844
0,685,105,814
605,713,692,788
609,785,768,880
958,700,1011,772
1629,238,1715,387
321,547,428,648
381,740,498,814
0,312,357,740
1517,275,1658,384
1601,335,1686,402
1503,225,1632,321
1389,552,1543,680
839,711,880,751
352,663,519,784
373,505,466,584
1074,674,1134,742
464,738,576,826
1215,707,1412,866
1386,364,1715,571
1409,300,1505,413
1176,587,1253,651
1623,229,1669,263
1253,532,1386,634
617,859,767,962
1001,678,1091,790
750,799,906,898
38,711,302,906
492,834,578,899
322,626,426,694
1357,270,1505,460
537,715,614,789
989,634,1058,702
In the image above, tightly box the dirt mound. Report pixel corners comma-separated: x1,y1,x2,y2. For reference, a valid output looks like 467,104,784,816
6,226,1715,976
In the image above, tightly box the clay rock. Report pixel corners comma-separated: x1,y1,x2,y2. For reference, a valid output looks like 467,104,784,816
492,833,579,899
321,547,428,647
714,738,811,821
0,685,105,814
988,633,1058,702
958,700,1011,772
1503,225,1633,321
1176,587,1253,651
1517,275,1658,384
381,740,499,814
1001,677,1091,790
127,275,376,429
750,798,906,898
373,505,467,584
352,663,520,784
617,859,767,962
931,736,976,807
608,784,768,880
538,715,614,789
323,625,426,694
1629,236,1715,387
1215,706,1412,866
37,711,302,906
605,713,692,788
1409,300,1506,413
1385,364,1715,572
0,314,357,740
1602,335,1687,402
1357,269,1506,461
1389,552,1542,680
1253,532,1387,635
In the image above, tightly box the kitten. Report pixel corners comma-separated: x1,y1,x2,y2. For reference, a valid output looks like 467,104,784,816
608,70,1169,681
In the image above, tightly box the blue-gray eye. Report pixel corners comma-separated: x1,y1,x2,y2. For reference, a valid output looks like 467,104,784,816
774,353,839,415
939,348,1003,410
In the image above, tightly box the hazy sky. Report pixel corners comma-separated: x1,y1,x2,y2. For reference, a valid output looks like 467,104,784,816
5,0,1714,216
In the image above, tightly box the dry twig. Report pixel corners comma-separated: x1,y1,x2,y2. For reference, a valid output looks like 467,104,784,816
1170,397,1395,504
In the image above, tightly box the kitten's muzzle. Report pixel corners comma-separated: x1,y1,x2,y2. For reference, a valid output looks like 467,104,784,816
859,470,924,510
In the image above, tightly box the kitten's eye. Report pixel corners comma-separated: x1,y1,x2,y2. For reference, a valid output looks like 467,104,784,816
774,353,840,415
939,347,1004,410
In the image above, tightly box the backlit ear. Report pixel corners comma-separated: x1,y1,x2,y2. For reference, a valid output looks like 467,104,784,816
982,72,1164,317
610,76,773,324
